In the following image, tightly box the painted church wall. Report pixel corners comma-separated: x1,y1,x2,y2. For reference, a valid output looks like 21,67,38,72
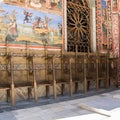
0,0,63,50
0,0,64,102
96,0,119,58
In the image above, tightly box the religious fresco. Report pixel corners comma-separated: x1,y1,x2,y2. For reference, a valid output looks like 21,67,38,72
2,0,62,15
111,0,119,57
112,14,119,57
96,0,119,57
0,0,63,49
96,0,102,51
96,0,108,52
112,0,118,11
106,0,113,56
101,0,107,52
119,0,120,11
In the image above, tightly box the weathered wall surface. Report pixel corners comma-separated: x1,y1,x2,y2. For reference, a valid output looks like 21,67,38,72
0,0,64,103
0,0,119,103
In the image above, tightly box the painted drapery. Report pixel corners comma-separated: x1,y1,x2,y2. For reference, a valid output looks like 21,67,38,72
0,0,63,49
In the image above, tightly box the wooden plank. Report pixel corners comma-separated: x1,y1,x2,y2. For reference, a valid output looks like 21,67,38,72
53,80,56,100
11,84,15,106
28,87,32,100
53,58,56,99
33,81,38,102
33,64,38,102
79,103,111,117
69,58,72,96
6,89,10,102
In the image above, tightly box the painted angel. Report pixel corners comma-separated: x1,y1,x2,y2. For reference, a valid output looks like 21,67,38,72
23,10,33,23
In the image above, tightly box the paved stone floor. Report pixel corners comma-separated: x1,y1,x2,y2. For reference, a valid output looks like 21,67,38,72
0,88,120,120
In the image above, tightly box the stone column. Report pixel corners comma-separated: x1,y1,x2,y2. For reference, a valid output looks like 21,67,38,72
63,0,67,51
88,0,96,52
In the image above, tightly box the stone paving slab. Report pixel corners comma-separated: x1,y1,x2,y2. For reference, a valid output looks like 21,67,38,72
0,89,120,120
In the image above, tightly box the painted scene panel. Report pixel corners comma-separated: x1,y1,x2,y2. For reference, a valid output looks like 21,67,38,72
0,1,63,49
2,0,62,15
